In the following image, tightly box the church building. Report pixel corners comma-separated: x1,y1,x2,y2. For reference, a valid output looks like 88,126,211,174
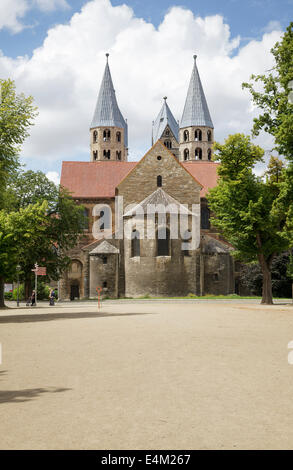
60,54,239,300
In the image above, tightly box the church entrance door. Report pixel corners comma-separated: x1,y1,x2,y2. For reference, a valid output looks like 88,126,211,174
70,284,80,301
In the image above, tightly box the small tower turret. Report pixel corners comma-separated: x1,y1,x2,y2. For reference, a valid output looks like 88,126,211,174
152,97,179,158
179,55,214,162
90,54,128,162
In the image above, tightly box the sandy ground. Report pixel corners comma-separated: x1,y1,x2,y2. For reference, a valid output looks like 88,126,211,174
1,300,293,450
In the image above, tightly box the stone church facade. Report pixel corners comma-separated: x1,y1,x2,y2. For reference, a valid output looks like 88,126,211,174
59,54,239,300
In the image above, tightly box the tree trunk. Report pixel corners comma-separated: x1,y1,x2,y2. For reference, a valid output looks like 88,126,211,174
258,255,273,305
25,278,32,300
0,276,5,309
261,263,273,304
256,233,274,305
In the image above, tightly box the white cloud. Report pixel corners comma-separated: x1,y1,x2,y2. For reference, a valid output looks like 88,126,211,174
261,20,282,33
33,0,70,13
0,0,29,33
0,0,70,33
0,0,284,173
46,171,60,185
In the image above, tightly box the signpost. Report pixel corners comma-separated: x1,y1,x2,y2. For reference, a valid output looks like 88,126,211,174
16,265,21,307
31,264,47,307
96,286,103,310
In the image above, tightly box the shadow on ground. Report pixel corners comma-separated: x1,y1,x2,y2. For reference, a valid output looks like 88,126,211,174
0,386,71,404
0,311,155,324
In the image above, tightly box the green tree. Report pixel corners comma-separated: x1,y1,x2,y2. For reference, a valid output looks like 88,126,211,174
0,203,48,308
287,254,293,301
207,134,293,304
242,22,293,161
0,79,37,208
241,252,293,298
265,156,285,183
0,169,87,305
0,188,86,308
4,170,58,211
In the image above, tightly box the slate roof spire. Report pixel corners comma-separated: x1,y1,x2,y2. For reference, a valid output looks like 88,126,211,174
180,55,213,129
91,54,128,146
153,96,179,142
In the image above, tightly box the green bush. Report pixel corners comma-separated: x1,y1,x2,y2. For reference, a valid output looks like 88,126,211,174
4,292,13,300
12,284,25,301
11,283,57,302
37,283,51,300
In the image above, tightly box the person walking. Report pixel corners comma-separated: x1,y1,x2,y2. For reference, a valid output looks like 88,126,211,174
31,290,36,307
49,288,55,306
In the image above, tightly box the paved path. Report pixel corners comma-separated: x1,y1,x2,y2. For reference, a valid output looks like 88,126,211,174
1,301,293,449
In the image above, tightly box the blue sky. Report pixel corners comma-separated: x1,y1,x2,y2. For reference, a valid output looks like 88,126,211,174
1,0,292,59
0,0,292,181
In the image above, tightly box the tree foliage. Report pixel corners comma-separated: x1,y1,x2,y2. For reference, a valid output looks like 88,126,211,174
241,252,293,298
208,134,293,304
242,22,293,161
4,170,58,211
0,79,38,208
0,191,86,307
0,169,87,307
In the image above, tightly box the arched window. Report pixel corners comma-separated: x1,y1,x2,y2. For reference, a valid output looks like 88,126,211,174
201,204,210,229
93,150,98,161
165,129,170,136
207,149,212,161
103,257,107,264
98,207,111,231
116,131,121,142
103,129,110,141
195,148,202,160
93,130,98,143
157,175,162,187
164,140,172,149
195,129,202,141
157,227,170,256
183,130,189,142
207,130,212,142
116,151,121,160
131,230,140,257
83,208,89,230
184,148,189,161
103,150,111,159
100,211,104,230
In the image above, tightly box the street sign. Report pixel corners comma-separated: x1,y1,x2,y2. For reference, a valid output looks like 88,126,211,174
31,266,47,276
30,263,47,307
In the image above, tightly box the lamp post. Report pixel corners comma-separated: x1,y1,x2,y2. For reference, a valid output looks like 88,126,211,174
16,264,21,307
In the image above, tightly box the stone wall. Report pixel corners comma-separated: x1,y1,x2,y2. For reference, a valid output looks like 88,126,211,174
117,141,201,209
124,235,198,297
179,126,214,162
202,253,235,295
89,253,118,298
90,126,127,162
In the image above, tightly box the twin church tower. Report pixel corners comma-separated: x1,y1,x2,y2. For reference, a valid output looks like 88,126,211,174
90,53,214,163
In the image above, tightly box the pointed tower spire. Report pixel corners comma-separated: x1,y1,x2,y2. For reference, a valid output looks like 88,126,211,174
91,54,127,135
90,54,128,162
153,97,179,142
180,55,213,129
179,55,214,162
152,97,179,158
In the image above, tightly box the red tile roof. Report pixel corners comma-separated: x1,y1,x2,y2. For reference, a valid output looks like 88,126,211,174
60,160,219,199
182,161,219,197
60,161,136,198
